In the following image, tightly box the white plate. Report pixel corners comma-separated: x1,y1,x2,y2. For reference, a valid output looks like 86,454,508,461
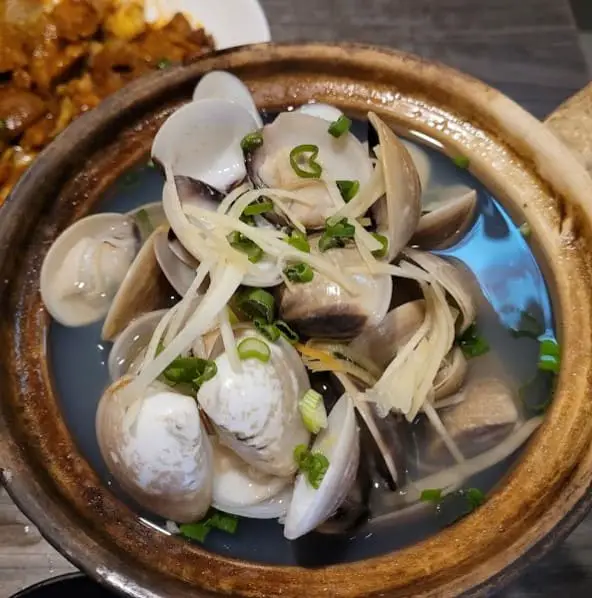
143,0,271,49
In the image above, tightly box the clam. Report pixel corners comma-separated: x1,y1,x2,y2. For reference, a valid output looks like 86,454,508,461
212,439,292,519
284,394,359,540
244,111,373,230
153,227,204,297
96,376,213,522
296,103,344,123
411,185,478,250
152,98,259,191
349,300,468,402
277,235,392,339
192,70,263,128
108,309,168,381
426,377,521,462
197,327,311,476
128,202,167,240
401,139,431,191
404,249,477,334
368,112,421,261
101,227,173,341
40,213,138,328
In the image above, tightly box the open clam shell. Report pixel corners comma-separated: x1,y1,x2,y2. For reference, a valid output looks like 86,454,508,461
198,327,311,477
296,103,344,123
102,227,174,341
96,376,213,523
277,235,392,339
284,394,360,540
40,213,137,328
212,440,292,519
412,186,478,250
108,309,168,382
245,111,373,230
152,98,259,191
192,71,263,128
368,112,422,261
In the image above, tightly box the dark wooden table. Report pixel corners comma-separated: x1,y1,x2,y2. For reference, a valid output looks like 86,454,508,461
2,1,591,596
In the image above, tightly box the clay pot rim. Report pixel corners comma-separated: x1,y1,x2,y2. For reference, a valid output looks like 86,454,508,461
1,42,592,598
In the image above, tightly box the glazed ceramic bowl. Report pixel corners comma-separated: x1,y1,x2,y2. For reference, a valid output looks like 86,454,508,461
2,43,592,598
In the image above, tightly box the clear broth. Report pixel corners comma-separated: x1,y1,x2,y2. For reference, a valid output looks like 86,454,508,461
48,118,555,566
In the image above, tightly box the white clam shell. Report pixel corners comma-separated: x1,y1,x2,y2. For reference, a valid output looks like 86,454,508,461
198,330,311,477
193,71,263,128
108,309,168,382
40,213,137,328
153,227,198,297
296,103,344,123
212,440,292,519
96,377,213,522
152,98,259,191
284,394,359,540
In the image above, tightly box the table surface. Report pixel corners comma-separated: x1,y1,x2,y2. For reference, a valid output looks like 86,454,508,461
1,0,591,596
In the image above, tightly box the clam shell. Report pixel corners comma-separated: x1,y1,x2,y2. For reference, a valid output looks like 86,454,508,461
151,98,259,191
283,394,360,540
193,70,263,128
96,376,213,522
368,112,422,261
40,213,137,328
296,103,344,123
101,227,174,341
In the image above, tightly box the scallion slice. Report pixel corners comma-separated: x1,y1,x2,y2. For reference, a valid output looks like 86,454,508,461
458,324,490,359
240,131,263,152
371,233,389,258
284,263,314,283
285,229,310,253
538,338,560,374
336,179,360,202
293,444,330,489
253,317,281,342
275,320,299,344
237,337,271,362
318,217,356,252
289,144,322,179
298,389,328,433
328,115,352,138
236,288,275,323
519,222,531,238
453,155,470,169
420,488,443,504
162,355,217,391
243,199,274,216
179,509,238,543
228,231,263,263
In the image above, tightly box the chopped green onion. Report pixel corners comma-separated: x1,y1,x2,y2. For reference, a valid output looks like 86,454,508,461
371,233,389,258
420,488,443,504
519,222,531,238
289,144,322,179
284,262,314,283
236,287,275,323
293,444,330,489
538,338,560,374
328,115,352,138
298,389,328,434
358,217,372,227
134,208,153,241
318,217,356,252
179,510,238,543
240,131,264,152
228,231,263,263
336,179,360,202
237,337,271,362
146,158,155,168
458,324,490,359
157,58,172,69
510,311,543,340
461,488,486,510
243,199,274,216
285,229,310,253
162,355,217,391
275,320,299,344
453,155,470,169
179,522,210,542
253,317,281,342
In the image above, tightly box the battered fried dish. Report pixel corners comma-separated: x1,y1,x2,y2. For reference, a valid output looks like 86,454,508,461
0,0,215,203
